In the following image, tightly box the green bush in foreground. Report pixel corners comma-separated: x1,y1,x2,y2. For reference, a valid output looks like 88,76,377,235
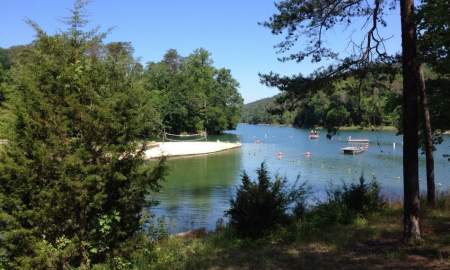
307,175,385,227
0,2,165,269
226,163,310,238
226,164,384,239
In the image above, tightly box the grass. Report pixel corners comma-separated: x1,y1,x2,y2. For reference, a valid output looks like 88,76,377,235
112,199,450,270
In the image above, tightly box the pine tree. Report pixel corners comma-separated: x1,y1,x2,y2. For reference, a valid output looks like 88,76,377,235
226,163,307,238
0,2,165,268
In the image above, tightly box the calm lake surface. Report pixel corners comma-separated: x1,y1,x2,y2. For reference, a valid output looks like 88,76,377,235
151,124,450,233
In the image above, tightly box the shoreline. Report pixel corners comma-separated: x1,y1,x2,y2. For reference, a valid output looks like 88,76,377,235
241,122,398,132
144,141,241,159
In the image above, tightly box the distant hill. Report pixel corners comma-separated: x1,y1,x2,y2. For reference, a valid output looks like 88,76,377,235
241,97,275,124
241,96,294,125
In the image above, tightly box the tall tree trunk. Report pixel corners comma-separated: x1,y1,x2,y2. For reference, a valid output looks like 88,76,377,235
418,66,436,206
400,0,421,241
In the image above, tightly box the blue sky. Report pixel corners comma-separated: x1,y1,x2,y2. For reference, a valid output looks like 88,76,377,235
0,0,402,103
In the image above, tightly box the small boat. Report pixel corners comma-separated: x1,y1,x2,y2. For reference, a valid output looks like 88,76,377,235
341,146,366,155
309,130,319,139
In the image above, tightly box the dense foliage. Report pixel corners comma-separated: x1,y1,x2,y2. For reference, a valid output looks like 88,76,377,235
0,48,10,106
0,7,168,269
226,163,309,238
0,48,10,70
142,49,243,135
0,49,242,139
0,47,243,137
418,0,450,75
417,0,450,135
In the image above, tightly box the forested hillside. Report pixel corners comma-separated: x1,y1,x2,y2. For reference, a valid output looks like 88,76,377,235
241,96,292,125
243,72,402,129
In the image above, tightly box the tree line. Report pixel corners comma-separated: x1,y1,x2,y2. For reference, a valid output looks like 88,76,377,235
142,48,243,135
0,43,243,140
248,69,404,130
256,63,448,139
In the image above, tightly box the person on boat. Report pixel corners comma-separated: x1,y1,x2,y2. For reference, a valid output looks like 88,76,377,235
309,129,319,139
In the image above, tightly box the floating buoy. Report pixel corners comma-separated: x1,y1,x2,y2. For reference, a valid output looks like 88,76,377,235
276,151,284,159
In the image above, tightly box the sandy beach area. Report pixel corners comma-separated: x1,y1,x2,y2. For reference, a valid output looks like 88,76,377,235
144,141,241,159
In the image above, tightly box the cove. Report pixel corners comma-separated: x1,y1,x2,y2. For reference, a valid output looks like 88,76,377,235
150,123,450,233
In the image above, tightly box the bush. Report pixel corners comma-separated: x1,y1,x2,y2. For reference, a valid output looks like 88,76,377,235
307,175,385,227
226,163,309,238
341,175,384,215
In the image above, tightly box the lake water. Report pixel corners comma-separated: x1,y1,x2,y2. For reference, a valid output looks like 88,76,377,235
151,124,450,233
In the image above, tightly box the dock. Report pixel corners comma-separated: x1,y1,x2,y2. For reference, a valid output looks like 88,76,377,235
341,146,366,155
348,138,370,144
342,137,369,154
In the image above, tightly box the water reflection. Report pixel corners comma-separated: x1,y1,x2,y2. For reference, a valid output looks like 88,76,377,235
151,147,241,233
